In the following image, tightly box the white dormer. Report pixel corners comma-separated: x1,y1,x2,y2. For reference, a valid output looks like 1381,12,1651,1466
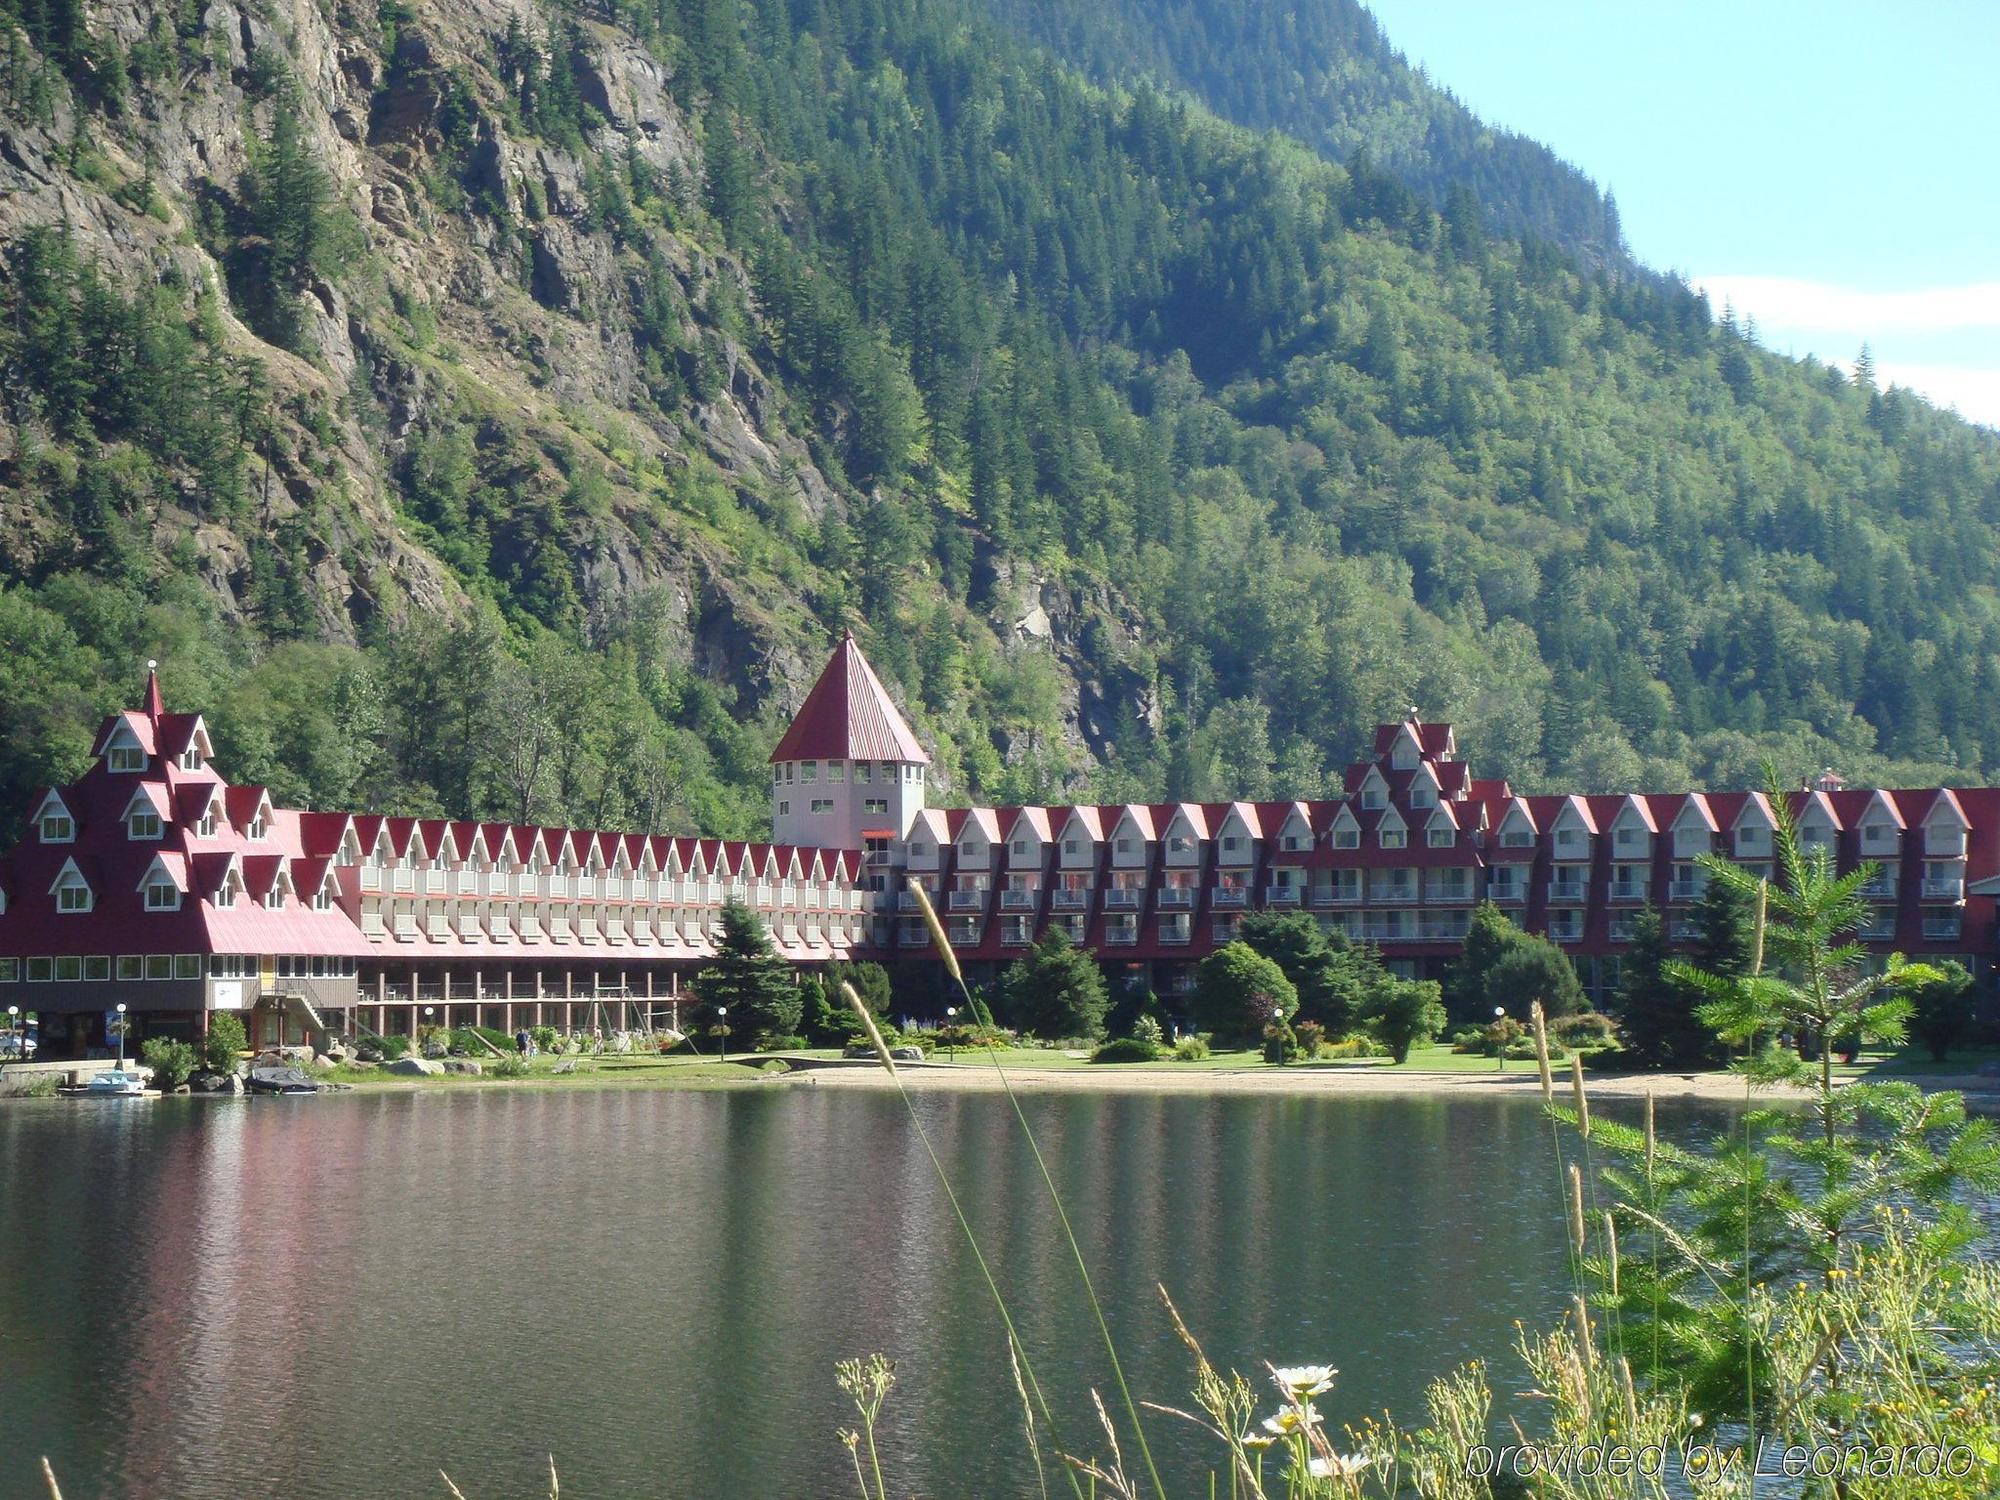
1549,798,1595,860
1215,804,1260,864
1006,810,1051,867
1495,801,1537,849
1856,790,1905,858
1273,804,1313,854
122,787,165,841
265,864,295,910
1408,762,1440,809
175,717,215,772
1056,809,1103,868
137,855,183,911
102,719,147,773
1108,806,1156,868
1608,796,1655,858
1424,805,1458,848
1795,794,1839,857
1733,795,1775,858
1163,805,1209,865
195,787,227,838
1377,805,1409,851
1357,766,1390,811
957,808,1001,870
1388,722,1424,771
214,859,246,909
1329,805,1362,850
1923,791,1970,858
1671,795,1718,858
905,808,949,870
35,790,75,844
244,789,275,841
50,858,94,913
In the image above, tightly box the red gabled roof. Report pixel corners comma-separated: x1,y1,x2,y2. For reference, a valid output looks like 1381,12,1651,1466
769,631,929,765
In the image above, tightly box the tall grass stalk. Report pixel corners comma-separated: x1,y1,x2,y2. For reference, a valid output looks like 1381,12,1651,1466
910,878,1169,1499
840,981,1087,1499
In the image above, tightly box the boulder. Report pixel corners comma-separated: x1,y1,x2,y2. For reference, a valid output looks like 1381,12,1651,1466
387,1056,444,1076
442,1058,482,1076
314,1054,335,1069
223,1074,244,1095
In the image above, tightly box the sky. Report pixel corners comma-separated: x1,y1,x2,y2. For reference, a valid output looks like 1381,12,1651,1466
1367,0,2000,427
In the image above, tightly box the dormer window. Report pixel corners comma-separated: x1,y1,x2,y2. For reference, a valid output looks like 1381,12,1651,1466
179,746,203,771
1116,838,1133,854
963,841,982,858
1410,786,1434,809
128,805,163,840
1615,827,1642,848
1282,833,1305,852
54,867,93,913
198,803,219,837
1555,826,1585,850
312,883,333,912
144,875,181,911
1064,839,1080,855
1222,836,1241,852
215,876,239,909
39,809,73,843
1362,786,1386,811
107,743,145,772
1381,828,1406,849
908,841,928,857
1500,825,1534,848
1428,827,1455,848
1334,826,1359,849
265,886,285,910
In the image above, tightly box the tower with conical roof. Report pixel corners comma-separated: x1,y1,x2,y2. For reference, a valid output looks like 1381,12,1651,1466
770,631,930,851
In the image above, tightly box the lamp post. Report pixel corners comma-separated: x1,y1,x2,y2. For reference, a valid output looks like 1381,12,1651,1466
423,1005,434,1056
114,1002,128,1071
945,1004,958,1061
1494,1005,1506,1071
6,1005,17,1059
716,1005,727,1064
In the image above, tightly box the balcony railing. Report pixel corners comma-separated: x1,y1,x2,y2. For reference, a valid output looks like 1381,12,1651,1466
1210,922,1240,944
1212,886,1249,907
1419,916,1472,941
1860,915,1897,940
1548,923,1584,942
1486,882,1525,904
1367,884,1416,905
1001,888,1039,910
1922,917,1963,941
1000,920,1033,946
1668,879,1705,901
948,888,988,911
1052,887,1092,910
1105,887,1144,910
1265,884,1301,906
1608,883,1649,904
1158,886,1196,909
1105,921,1139,946
1921,878,1965,901
948,921,982,946
1550,882,1588,903
1857,877,1897,899
1158,919,1192,945
1422,881,1473,903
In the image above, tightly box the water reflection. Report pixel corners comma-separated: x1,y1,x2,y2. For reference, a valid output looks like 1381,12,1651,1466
0,1088,1721,1497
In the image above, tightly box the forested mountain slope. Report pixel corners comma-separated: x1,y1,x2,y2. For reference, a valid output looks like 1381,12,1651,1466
2,0,1997,842
972,0,1629,265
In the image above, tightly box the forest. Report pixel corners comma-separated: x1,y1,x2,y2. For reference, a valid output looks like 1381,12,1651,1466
2,0,1998,839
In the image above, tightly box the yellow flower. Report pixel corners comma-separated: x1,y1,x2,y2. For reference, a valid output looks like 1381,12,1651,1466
1261,1408,1324,1437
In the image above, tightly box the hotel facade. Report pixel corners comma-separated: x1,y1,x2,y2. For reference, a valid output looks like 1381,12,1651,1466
3,635,1996,1055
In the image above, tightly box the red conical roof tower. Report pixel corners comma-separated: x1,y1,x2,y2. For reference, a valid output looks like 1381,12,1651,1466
770,631,929,765
142,659,164,720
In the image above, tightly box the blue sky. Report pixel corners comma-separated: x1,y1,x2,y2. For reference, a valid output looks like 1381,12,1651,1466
1367,0,2000,426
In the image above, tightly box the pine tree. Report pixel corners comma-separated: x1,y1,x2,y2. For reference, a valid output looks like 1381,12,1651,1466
692,900,801,1046
1613,905,1709,1067
996,928,1109,1042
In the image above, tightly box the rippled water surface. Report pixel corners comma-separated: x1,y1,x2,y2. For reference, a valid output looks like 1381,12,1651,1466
1,1085,1718,1496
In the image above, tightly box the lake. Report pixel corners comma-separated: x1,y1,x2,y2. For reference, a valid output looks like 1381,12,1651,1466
0,1085,1716,1496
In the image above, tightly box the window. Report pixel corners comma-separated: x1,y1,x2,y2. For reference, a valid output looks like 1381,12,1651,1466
145,955,172,980
264,887,285,911
40,810,73,843
175,955,200,979
1012,839,1028,855
1064,839,1079,855
0,959,15,982
55,868,93,912
810,799,835,814
801,761,818,783
117,956,142,981
127,806,162,840
1222,836,1240,852
248,813,267,840
1410,786,1434,808
27,958,53,982
198,805,219,837
1282,834,1305,852
1501,826,1534,847
777,800,791,816
1380,828,1406,849
313,886,334,912
829,760,846,782
84,956,109,981
107,743,145,772
1615,826,1641,847
863,798,887,816
215,879,237,909
909,842,928,856
856,762,873,783
1116,838,1133,854
1333,827,1360,849
1362,786,1386,810
1428,827,1455,848
144,877,181,911
55,956,80,982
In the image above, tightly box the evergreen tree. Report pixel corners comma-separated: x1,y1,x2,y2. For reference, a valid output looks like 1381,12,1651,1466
1483,933,1587,1019
1445,902,1521,1022
1613,905,1709,1068
1688,876,1755,978
692,900,801,1046
1236,908,1374,1033
995,928,1109,1041
1190,941,1298,1047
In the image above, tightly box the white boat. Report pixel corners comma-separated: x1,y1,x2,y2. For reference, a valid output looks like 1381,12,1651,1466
82,1069,147,1097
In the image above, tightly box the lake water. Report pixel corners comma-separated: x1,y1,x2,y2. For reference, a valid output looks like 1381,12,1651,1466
0,1085,1716,1496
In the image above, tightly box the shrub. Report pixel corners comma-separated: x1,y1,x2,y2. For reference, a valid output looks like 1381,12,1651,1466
1293,1019,1327,1057
202,1013,248,1073
1552,1011,1619,1048
20,1073,60,1098
418,1024,450,1057
1131,1015,1165,1050
1365,978,1448,1063
529,1025,559,1053
1478,1016,1525,1056
1191,942,1299,1047
1262,1019,1308,1064
1324,1035,1386,1059
373,1033,412,1059
759,1034,808,1052
1090,1036,1160,1064
492,1052,530,1079
140,1037,197,1089
1172,1034,1212,1061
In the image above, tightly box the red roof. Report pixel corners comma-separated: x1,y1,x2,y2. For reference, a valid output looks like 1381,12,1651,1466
770,631,929,765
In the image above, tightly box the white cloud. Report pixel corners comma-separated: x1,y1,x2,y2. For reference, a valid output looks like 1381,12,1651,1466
1871,362,2000,430
1695,276,2000,335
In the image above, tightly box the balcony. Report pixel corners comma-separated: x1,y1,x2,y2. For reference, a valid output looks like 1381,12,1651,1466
1608,881,1649,904
1210,922,1240,944
898,890,926,911
948,919,983,947
1264,884,1301,906
1158,917,1192,945
1668,878,1705,902
1052,887,1092,911
949,888,989,911
1367,884,1416,906
1419,914,1471,941
999,919,1033,947
1922,916,1963,942
1105,919,1139,946
1921,878,1965,902
1106,887,1144,910
1212,886,1250,908
1422,879,1473,904
1857,876,1897,900
1001,888,1039,911
1486,881,1525,904
1860,912,1897,940
1311,883,1361,907
1158,886,1196,909
1550,881,1588,904
1547,920,1584,943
